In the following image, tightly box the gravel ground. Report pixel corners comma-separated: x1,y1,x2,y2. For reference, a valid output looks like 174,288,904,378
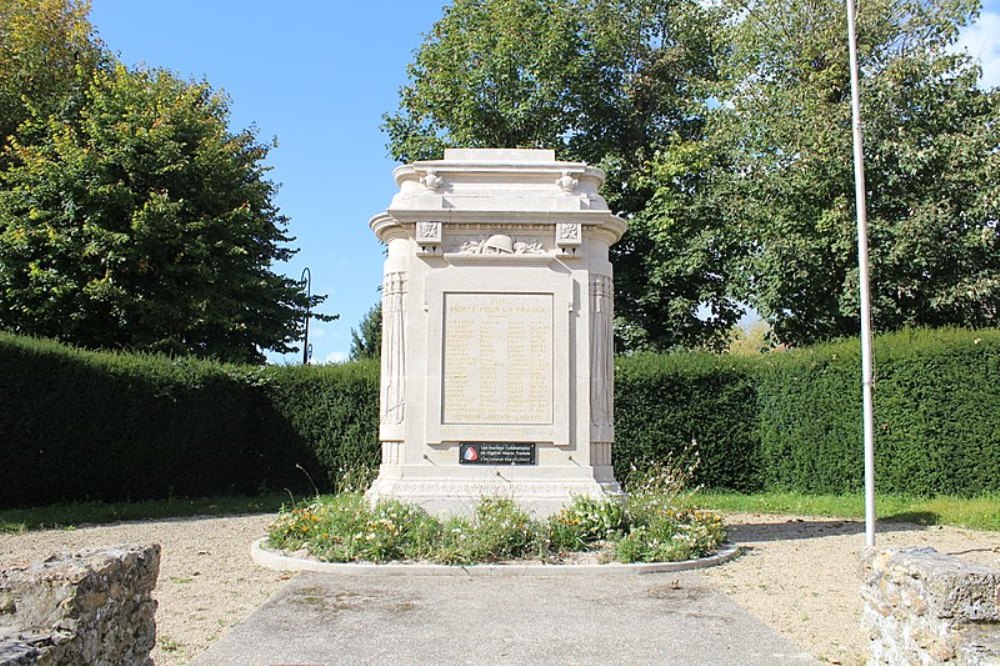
0,514,288,666
700,513,1000,665
1,511,997,665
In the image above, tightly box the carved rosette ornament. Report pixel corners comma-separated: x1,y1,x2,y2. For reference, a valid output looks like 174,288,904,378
555,222,582,255
380,272,406,425
590,275,614,428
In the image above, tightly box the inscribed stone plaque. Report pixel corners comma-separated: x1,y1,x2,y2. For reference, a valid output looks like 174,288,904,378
443,292,553,425
459,443,537,465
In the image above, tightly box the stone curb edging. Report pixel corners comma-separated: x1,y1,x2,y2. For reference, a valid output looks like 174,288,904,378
250,538,740,576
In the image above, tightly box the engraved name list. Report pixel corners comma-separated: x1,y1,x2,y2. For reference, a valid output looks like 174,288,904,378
442,293,554,425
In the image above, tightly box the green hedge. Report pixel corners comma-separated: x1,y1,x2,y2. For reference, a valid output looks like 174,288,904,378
614,353,760,491
617,328,1000,496
756,328,1000,495
256,362,379,492
0,332,377,508
1,328,997,508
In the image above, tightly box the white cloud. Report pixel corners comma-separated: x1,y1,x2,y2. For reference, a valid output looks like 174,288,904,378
323,351,349,365
955,11,1000,89
309,326,326,338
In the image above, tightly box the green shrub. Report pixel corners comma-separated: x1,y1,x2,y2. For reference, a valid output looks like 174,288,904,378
756,328,1000,496
0,332,378,508
614,328,1000,497
257,361,379,493
548,495,626,551
614,353,761,492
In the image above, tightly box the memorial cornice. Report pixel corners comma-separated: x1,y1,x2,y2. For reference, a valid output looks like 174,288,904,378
392,162,607,185
370,209,626,244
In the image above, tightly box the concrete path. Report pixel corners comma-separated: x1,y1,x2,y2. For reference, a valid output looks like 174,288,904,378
194,571,819,665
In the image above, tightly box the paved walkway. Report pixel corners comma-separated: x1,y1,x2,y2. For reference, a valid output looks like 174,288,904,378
194,571,819,665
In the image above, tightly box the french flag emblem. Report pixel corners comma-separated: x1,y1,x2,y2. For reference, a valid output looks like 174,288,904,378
463,446,479,462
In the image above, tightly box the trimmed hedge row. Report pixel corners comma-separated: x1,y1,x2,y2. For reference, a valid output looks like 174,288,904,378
755,328,1000,495
617,328,1000,496
614,353,760,491
1,328,997,508
0,333,378,508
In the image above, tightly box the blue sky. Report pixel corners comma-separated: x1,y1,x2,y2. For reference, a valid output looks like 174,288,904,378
87,0,1000,365
89,1,446,364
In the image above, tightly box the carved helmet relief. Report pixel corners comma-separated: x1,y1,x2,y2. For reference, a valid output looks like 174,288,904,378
485,234,514,254
453,234,546,255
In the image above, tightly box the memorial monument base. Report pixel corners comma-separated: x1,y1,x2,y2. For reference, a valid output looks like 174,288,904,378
366,148,628,520
366,467,623,517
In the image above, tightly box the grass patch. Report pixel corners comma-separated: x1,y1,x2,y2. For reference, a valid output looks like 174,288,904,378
692,491,1000,531
0,492,288,533
267,491,727,565
268,443,727,565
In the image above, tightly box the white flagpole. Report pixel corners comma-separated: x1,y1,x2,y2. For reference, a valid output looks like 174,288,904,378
845,0,877,547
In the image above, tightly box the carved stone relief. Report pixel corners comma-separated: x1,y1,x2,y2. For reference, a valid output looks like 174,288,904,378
556,170,579,193
447,234,546,255
380,272,406,425
420,169,443,191
555,223,582,256
556,223,581,243
416,221,442,243
590,275,614,428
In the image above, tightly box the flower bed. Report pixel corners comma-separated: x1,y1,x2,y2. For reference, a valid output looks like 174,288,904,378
267,492,726,566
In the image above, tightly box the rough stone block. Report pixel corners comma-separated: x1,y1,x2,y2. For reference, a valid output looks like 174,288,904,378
0,544,160,666
862,546,1000,666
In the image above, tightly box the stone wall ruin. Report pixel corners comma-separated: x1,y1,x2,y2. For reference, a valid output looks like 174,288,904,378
862,546,1000,665
0,544,160,666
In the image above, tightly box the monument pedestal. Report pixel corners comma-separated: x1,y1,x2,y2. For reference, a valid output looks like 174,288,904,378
367,149,626,516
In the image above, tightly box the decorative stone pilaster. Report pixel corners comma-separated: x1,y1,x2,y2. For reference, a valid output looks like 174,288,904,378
590,274,614,438
380,272,406,428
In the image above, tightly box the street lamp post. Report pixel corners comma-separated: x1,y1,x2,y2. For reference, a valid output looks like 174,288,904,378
301,267,312,365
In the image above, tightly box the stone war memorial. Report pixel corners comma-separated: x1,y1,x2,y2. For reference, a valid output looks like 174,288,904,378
366,148,627,515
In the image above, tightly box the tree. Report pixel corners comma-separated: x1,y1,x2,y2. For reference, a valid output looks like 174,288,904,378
349,303,382,360
715,0,999,345
390,0,999,350
385,0,742,352
0,63,331,363
383,0,587,162
0,0,105,154
727,320,772,355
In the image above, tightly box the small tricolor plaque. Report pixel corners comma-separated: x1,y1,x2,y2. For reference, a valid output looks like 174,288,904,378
459,443,536,465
